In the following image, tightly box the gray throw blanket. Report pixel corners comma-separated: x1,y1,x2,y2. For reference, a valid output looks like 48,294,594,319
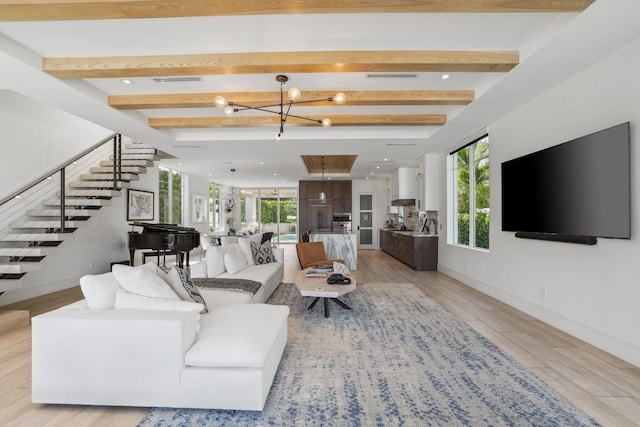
192,277,262,296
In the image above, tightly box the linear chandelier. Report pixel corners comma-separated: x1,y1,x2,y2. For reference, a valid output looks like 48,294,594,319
213,75,346,140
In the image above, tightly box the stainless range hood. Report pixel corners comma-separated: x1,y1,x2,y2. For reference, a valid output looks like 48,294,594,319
391,198,415,206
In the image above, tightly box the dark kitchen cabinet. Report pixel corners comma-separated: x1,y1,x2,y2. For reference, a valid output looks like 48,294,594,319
380,230,438,271
299,180,352,232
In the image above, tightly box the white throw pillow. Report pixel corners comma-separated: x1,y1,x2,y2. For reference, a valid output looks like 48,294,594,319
224,251,247,275
79,272,121,309
238,237,256,266
205,244,239,277
112,264,180,300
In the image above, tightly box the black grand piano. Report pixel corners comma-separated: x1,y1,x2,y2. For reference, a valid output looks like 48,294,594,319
128,222,200,268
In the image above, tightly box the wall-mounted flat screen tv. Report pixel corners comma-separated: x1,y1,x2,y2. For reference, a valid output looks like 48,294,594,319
501,122,630,239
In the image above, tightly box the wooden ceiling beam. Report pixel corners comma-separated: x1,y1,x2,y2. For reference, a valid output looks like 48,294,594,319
149,114,446,128
43,50,519,79
0,0,596,21
109,90,475,109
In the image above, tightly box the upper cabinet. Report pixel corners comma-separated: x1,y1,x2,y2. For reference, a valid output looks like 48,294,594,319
416,155,439,211
390,167,416,205
299,180,353,232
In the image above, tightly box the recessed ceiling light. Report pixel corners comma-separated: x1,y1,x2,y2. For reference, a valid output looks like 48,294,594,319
273,173,277,176
441,74,450,80
260,161,264,165
384,158,388,161
376,166,380,169
370,172,374,175
122,79,133,84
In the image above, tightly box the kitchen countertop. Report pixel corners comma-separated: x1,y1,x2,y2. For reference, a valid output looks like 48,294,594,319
380,228,438,237
311,230,356,235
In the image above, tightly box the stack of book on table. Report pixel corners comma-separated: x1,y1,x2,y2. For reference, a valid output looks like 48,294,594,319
305,267,332,278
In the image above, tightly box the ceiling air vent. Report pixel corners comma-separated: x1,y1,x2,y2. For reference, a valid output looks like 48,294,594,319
153,77,202,83
366,74,417,79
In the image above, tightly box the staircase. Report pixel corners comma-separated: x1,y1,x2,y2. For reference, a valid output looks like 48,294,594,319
0,138,160,292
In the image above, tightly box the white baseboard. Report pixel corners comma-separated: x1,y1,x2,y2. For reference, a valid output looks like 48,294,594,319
438,264,640,368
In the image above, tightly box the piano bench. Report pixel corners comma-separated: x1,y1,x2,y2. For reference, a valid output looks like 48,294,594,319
142,250,177,267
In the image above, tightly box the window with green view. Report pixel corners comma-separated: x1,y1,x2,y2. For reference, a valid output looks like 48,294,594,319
451,135,490,249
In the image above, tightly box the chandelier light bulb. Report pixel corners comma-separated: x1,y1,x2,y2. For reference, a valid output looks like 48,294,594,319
322,118,332,128
334,92,346,105
223,106,234,115
214,95,226,108
288,87,301,102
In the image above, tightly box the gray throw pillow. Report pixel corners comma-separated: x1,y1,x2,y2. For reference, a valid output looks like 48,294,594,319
250,241,275,265
175,267,209,313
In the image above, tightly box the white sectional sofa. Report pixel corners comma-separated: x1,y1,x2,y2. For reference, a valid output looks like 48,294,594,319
190,236,284,304
32,259,289,411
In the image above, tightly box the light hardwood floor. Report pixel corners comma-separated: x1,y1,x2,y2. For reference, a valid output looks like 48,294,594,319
1,246,639,426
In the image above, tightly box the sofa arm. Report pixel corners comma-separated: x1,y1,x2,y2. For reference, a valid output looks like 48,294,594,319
190,260,208,278
273,247,284,263
32,307,198,407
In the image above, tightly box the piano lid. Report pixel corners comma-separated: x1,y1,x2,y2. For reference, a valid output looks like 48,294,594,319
130,222,198,232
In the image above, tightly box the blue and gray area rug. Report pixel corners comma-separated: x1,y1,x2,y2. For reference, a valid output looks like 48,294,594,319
139,282,600,426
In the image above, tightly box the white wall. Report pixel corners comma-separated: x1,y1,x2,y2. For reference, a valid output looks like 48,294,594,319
0,91,113,201
182,172,210,235
438,36,640,366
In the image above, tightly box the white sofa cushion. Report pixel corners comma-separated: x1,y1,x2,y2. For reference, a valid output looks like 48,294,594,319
185,303,289,368
217,262,281,284
164,267,209,313
114,289,204,313
79,272,121,309
224,251,247,275
114,289,203,333
205,244,239,277
112,264,179,300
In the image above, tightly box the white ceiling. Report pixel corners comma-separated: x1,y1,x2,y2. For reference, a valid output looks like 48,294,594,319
1,0,637,188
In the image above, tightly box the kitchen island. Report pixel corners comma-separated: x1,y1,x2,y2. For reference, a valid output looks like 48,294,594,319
310,231,357,270
380,229,438,271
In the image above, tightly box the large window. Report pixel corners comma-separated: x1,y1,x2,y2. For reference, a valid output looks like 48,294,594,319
451,135,490,249
159,167,183,224
238,188,298,244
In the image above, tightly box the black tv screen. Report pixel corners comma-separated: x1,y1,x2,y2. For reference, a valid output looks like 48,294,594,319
501,122,630,239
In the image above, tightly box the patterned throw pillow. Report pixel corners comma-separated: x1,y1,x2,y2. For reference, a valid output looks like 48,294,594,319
174,267,209,313
250,241,275,265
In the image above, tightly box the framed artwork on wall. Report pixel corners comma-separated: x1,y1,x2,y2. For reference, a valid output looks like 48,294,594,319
127,189,154,221
192,194,208,223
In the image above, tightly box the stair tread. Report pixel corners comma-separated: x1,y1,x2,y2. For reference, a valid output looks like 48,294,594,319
0,233,66,240
44,198,111,207
0,248,51,256
11,220,79,228
100,160,153,167
69,181,130,189
27,208,93,216
0,263,43,273
90,166,146,174
80,173,139,181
